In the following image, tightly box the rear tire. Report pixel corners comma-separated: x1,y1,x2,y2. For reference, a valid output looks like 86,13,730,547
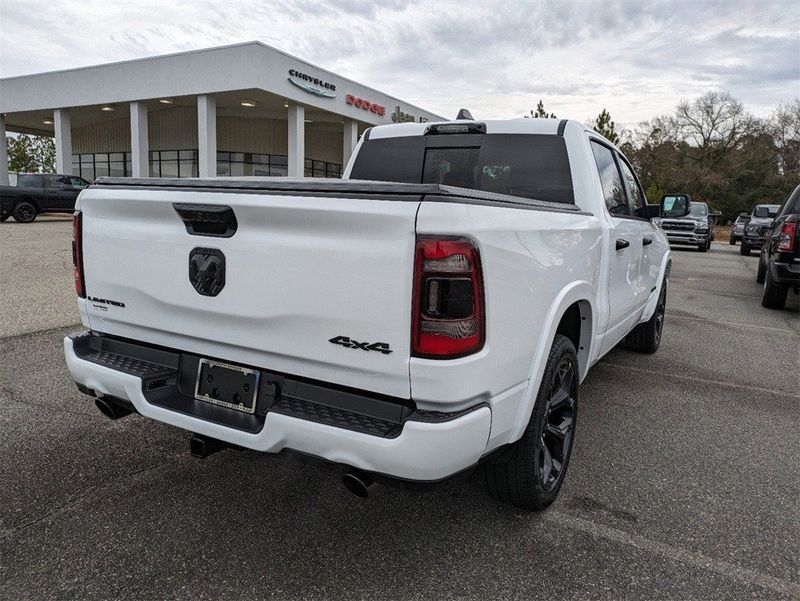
729,237,735,245
761,268,788,310
0,214,9,222
625,280,667,354
740,243,751,256
12,201,37,223
481,334,578,511
756,256,766,284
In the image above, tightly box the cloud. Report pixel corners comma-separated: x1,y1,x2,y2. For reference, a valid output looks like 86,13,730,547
0,0,797,124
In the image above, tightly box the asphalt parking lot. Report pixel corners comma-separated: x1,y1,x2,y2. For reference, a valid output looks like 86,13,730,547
1,217,798,601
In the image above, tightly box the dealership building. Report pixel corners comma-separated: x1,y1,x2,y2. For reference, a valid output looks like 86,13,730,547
0,42,444,185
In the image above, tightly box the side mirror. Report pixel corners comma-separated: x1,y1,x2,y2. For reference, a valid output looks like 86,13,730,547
660,194,691,218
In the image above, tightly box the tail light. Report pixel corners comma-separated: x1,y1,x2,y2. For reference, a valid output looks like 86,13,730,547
72,211,86,298
412,236,484,358
777,221,797,252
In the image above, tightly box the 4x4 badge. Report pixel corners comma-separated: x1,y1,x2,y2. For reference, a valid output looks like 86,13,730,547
329,335,392,355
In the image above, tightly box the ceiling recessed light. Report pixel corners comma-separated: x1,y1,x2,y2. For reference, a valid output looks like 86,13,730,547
240,100,256,108
42,119,53,125
283,101,289,108
159,98,174,104
100,105,115,112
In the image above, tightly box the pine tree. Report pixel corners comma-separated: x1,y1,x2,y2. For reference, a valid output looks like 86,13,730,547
527,100,557,119
593,108,620,144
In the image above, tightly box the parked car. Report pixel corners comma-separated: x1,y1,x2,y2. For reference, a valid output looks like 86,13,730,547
740,204,781,256
756,185,799,309
729,213,748,245
0,173,90,223
63,118,689,511
655,200,713,252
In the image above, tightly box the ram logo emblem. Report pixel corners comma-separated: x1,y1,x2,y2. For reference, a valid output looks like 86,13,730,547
189,248,225,296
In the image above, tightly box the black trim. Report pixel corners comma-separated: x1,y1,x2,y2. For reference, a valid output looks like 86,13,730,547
362,127,372,141
70,332,485,438
424,193,593,216
92,177,589,215
174,204,237,238
557,119,568,136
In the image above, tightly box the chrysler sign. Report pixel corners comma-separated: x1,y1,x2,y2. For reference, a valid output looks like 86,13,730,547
288,69,336,98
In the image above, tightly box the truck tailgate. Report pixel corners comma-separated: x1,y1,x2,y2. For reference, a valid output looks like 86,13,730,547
78,184,421,399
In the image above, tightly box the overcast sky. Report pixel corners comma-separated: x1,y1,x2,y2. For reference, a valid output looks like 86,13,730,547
0,0,797,126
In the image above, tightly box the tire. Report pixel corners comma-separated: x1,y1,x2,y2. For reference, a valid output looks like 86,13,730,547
625,280,667,354
481,334,578,511
740,243,750,256
0,214,9,222
756,256,766,284
12,201,37,223
698,241,708,252
729,238,735,245
761,267,788,310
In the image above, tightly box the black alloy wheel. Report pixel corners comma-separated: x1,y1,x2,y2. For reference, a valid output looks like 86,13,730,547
538,357,577,491
13,201,37,223
481,334,579,510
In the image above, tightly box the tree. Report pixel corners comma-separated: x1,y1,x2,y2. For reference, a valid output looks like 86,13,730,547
771,98,800,177
527,100,556,119
6,134,56,173
674,91,761,170
593,108,620,144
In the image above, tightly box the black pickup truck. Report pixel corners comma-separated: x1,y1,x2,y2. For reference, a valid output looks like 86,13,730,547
756,185,800,309
0,173,90,223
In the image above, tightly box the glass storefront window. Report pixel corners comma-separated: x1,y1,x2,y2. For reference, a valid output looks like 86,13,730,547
73,150,341,180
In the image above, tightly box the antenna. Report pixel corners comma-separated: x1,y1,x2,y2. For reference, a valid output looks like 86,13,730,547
456,108,474,120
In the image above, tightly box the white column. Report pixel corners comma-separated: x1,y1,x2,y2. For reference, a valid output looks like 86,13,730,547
197,95,217,177
0,115,8,185
287,103,305,177
342,118,358,169
130,101,149,178
54,109,72,175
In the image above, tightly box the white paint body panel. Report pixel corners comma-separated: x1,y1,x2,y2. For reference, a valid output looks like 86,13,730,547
77,187,419,398
66,118,670,480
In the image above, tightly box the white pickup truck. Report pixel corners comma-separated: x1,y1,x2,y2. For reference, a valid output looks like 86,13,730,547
64,118,690,510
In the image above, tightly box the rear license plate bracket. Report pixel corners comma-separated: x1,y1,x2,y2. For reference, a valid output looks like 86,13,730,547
194,359,260,414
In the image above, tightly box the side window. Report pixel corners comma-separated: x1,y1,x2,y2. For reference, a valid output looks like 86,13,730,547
68,176,88,189
590,141,629,216
617,155,646,213
45,175,66,189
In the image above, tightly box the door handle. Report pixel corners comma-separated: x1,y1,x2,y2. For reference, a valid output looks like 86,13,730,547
616,239,630,250
643,237,653,246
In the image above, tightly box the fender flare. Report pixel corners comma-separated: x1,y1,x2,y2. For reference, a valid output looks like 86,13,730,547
509,280,596,442
639,250,672,323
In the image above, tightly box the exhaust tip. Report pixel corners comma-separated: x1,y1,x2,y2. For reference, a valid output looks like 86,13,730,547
342,470,374,498
95,397,132,420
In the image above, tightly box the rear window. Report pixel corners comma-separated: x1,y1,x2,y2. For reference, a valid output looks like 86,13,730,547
753,205,780,218
350,134,574,204
17,174,44,188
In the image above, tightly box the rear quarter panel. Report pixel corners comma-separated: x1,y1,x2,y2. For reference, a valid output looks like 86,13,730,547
413,201,603,448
